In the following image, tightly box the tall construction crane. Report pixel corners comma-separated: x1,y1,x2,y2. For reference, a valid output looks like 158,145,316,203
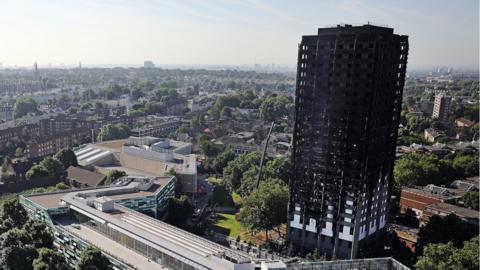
255,122,275,189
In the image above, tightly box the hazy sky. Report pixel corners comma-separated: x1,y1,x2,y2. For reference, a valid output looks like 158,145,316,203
0,0,478,68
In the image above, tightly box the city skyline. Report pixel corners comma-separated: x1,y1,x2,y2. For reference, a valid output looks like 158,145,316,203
0,0,478,68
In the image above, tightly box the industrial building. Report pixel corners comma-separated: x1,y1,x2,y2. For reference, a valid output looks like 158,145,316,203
288,24,408,258
74,136,198,193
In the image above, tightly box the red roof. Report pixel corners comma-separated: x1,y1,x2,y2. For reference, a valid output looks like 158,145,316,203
456,117,475,127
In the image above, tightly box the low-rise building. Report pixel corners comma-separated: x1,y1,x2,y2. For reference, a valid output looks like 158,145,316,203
66,166,106,187
422,202,479,226
74,137,198,193
391,224,419,253
19,176,255,270
399,186,457,217
455,117,475,128
131,116,184,137
25,128,91,158
424,128,444,143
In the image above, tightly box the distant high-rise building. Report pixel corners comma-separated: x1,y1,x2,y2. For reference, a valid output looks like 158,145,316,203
144,61,155,68
33,61,39,78
432,92,451,122
288,24,408,259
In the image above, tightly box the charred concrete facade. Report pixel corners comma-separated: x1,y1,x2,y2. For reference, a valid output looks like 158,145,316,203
288,25,408,259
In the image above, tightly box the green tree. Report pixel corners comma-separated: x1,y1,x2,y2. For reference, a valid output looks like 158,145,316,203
22,219,53,249
240,179,288,240
416,214,477,256
220,107,232,118
97,123,131,141
104,169,126,184
416,236,479,270
55,182,70,190
263,156,291,184
1,156,12,173
14,147,24,157
393,153,451,193
39,157,65,178
223,151,261,193
130,88,144,100
13,97,38,119
26,165,49,180
208,95,242,119
127,109,145,117
259,95,294,121
32,248,69,270
77,246,112,270
0,228,30,248
0,199,29,228
461,192,479,210
54,148,78,169
211,149,235,175
197,135,219,157
1,173,16,184
452,154,479,177
405,114,431,133
0,245,37,270
416,241,457,270
167,195,193,226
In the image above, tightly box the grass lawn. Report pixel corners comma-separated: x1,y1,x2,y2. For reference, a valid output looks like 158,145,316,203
212,212,286,245
213,213,246,238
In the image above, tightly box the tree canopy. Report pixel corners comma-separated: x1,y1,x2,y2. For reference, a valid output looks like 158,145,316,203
415,236,479,270
97,123,130,141
167,195,193,226
13,97,38,119
0,202,61,270
38,157,65,178
416,214,478,256
104,169,126,185
210,149,235,175
0,199,29,229
26,165,50,180
223,151,261,193
461,192,479,210
197,135,219,157
77,246,112,270
452,154,479,177
239,179,288,240
259,95,294,121
32,248,69,270
393,153,453,193
54,148,78,169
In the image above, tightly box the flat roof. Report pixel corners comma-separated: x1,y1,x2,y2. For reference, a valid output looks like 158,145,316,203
23,178,252,269
402,187,456,201
60,193,252,269
426,202,479,219
96,165,158,178
58,220,165,270
28,191,71,209
108,178,172,200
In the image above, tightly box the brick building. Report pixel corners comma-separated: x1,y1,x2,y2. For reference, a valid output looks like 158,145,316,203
399,186,457,217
